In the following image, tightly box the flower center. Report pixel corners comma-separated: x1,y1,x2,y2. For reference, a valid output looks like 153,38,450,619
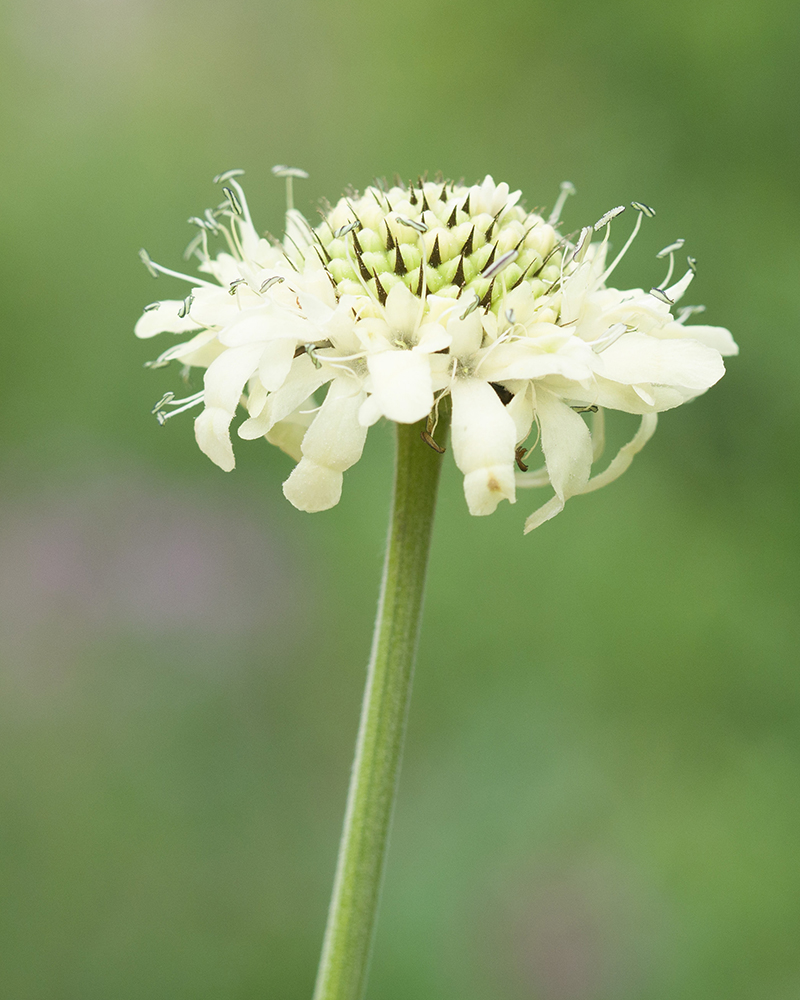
310,177,565,317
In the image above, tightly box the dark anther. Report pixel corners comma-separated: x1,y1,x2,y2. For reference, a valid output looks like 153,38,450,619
491,382,514,405
428,234,442,268
394,245,407,275
571,404,598,413
452,254,466,288
515,447,529,472
384,222,395,251
421,428,446,453
373,273,388,306
447,203,459,228
356,253,372,283
460,226,475,258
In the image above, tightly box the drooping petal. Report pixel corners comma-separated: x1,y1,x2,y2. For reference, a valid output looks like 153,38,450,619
450,378,517,515
194,407,236,471
282,460,343,512
676,324,739,356
238,355,332,439
582,413,658,494
367,350,434,423
203,342,265,413
535,387,593,502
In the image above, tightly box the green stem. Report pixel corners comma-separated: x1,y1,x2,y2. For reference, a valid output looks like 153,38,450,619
312,413,450,1000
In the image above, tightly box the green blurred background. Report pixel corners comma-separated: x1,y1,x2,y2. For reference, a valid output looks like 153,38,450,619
1,0,798,997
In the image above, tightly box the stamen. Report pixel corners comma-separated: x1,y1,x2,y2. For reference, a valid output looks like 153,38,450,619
505,308,515,324
657,238,685,258
177,292,194,318
548,181,576,226
395,215,428,233
649,287,674,304
304,344,323,369
334,221,361,239
151,390,205,424
460,293,481,320
687,255,697,273
630,200,656,218
260,275,285,293
138,249,217,288
592,323,629,353
481,248,518,280
222,186,243,216
676,304,705,324
213,168,245,184
271,165,309,213
571,226,593,263
593,205,625,231
143,302,160,312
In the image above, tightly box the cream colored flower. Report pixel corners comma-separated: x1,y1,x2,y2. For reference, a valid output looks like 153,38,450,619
137,170,736,530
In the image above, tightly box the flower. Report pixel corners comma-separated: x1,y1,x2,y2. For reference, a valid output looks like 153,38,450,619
137,169,737,531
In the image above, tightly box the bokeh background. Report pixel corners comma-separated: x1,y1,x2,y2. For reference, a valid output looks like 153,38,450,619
1,0,798,997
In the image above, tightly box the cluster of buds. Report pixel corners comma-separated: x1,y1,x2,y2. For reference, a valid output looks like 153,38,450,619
137,168,736,531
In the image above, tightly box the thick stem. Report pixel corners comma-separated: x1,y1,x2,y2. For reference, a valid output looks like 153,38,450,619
312,414,449,1000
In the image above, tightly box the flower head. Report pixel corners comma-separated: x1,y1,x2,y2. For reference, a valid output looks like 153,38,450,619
137,169,737,530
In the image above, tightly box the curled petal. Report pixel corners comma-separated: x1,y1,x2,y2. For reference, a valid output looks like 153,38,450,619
283,460,343,512
597,333,725,392
535,387,593,502
203,342,264,413
135,301,202,339
194,407,236,471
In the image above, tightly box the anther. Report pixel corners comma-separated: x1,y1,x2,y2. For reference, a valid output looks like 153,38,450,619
631,200,656,218
421,428,446,454
304,344,322,369
260,275,285,293
228,278,247,294
571,226,593,263
515,447,529,472
395,215,428,233
222,186,243,216
152,392,174,413
271,165,310,179
143,302,160,312
657,238,685,258
593,205,626,231
649,287,674,304
334,221,361,239
138,248,159,278
687,255,697,273
460,293,481,320
481,248,518,280
213,168,245,184
177,292,194,318
505,308,515,324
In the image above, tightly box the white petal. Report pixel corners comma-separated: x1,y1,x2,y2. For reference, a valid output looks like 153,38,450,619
582,413,658,494
535,387,593,502
597,333,725,392
446,308,484,357
523,495,565,534
203,343,264,413
300,379,368,472
135,301,203,339
679,324,739,356
367,350,434,423
506,384,535,443
283,460,343,512
238,355,331,439
265,406,315,462
415,323,451,353
194,407,236,471
450,379,517,515
258,337,297,392
384,282,421,338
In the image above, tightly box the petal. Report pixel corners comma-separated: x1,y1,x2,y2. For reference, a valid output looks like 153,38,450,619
258,337,297,392
203,343,264,413
367,350,434,423
535,387,593,502
299,380,368,472
446,308,484,357
283,460,343,512
506,384,534,443
383,282,421,338
265,406,316,462
678,324,739,356
194,407,236,471
597,332,725,392
523,495,565,533
238,355,332,439
135,301,203,339
450,379,517,515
